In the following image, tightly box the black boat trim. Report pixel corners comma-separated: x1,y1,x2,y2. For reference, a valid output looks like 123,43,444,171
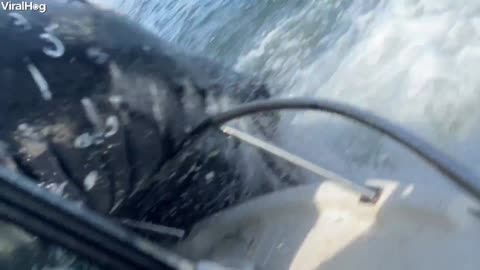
0,167,193,270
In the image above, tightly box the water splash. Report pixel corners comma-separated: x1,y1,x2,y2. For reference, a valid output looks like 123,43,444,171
234,0,480,188
108,0,480,190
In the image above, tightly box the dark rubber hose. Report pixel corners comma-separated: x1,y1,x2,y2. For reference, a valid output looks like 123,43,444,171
178,98,480,202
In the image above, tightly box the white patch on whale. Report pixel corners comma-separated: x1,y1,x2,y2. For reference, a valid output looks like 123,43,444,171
81,98,104,131
25,61,52,100
17,123,29,132
86,47,110,65
205,171,215,183
84,171,98,191
44,23,59,33
39,33,65,58
149,83,165,125
180,78,203,111
109,62,172,133
8,12,31,30
74,133,93,149
108,95,123,109
104,116,119,138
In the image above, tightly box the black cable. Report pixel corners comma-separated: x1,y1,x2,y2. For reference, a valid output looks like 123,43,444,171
177,98,480,202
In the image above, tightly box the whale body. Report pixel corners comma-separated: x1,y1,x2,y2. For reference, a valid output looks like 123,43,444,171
0,0,295,233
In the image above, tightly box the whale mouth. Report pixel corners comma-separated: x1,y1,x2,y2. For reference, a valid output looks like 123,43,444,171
1,97,480,270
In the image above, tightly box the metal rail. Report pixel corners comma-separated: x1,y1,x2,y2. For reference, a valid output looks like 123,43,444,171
221,126,378,201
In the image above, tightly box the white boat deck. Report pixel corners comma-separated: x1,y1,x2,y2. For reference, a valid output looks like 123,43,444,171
177,179,480,270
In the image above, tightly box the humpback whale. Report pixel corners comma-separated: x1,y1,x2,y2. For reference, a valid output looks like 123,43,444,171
0,0,294,234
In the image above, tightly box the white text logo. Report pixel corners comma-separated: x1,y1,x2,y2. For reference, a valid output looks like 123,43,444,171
1,1,47,13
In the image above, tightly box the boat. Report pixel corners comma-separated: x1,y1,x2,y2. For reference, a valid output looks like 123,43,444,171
0,98,479,270
176,167,480,270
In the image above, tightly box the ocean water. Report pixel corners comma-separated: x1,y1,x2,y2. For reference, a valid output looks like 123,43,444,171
98,0,480,194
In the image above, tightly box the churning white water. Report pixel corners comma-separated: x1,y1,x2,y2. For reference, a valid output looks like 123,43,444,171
237,0,480,191
105,0,480,194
